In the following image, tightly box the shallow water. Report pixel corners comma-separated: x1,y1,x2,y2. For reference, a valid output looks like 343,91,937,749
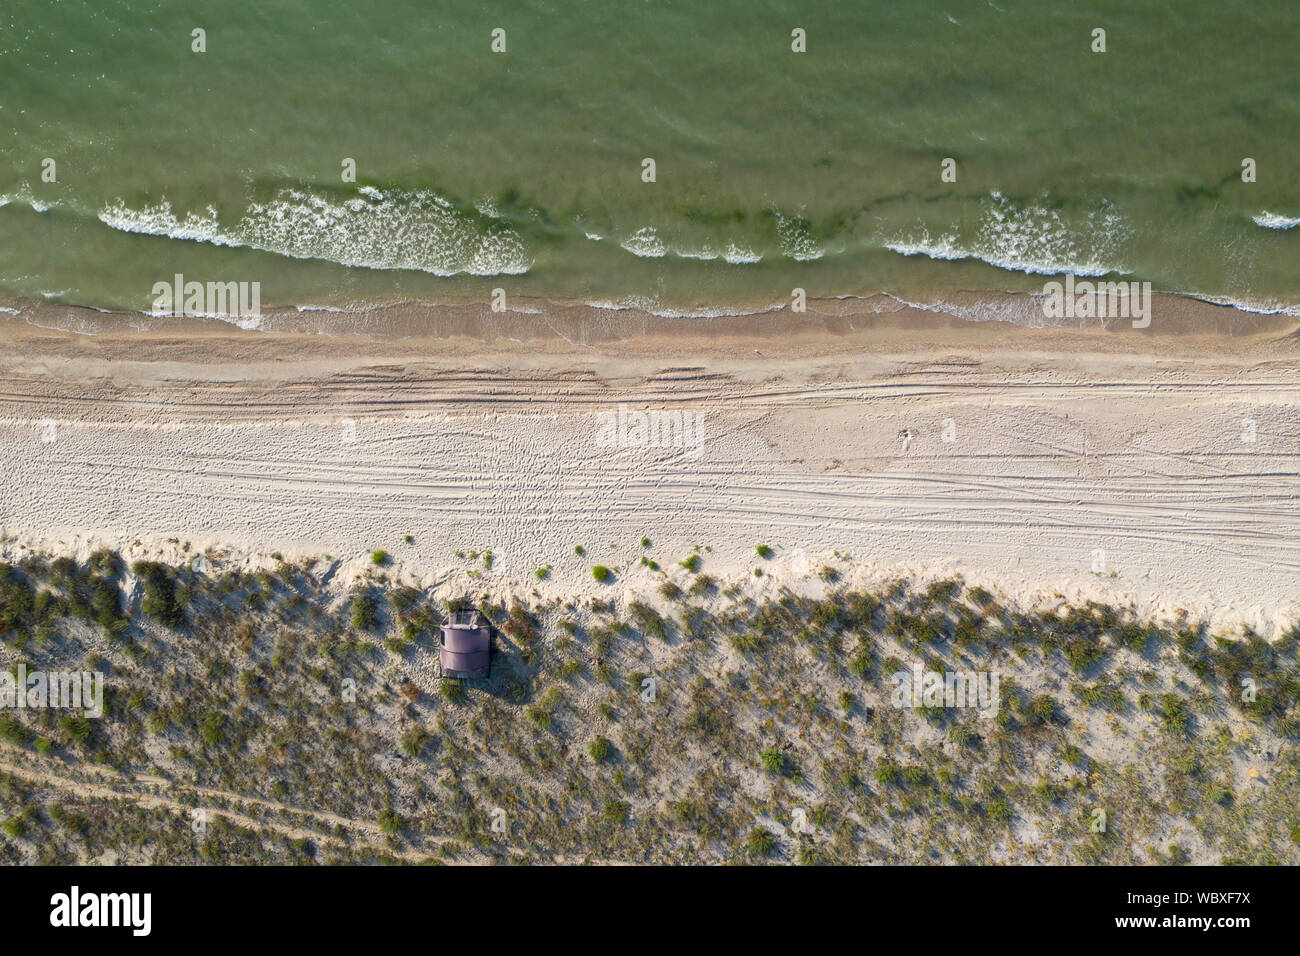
1,0,1297,319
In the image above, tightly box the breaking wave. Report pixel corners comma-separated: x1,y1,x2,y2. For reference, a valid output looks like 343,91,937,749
0,184,52,213
1253,211,1300,230
98,187,532,276
887,192,1131,277
615,226,763,264
619,226,667,258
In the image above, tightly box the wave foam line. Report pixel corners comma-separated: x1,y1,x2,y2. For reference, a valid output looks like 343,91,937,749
886,192,1130,277
1253,211,1300,230
99,187,532,277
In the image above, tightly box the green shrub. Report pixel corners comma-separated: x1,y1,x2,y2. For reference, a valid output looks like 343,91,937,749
131,561,186,627
1027,694,1059,723
1160,694,1190,734
759,747,785,773
629,601,667,640
925,579,961,603
400,727,429,757
198,712,224,745
949,724,979,747
349,591,379,630
848,648,874,678
874,758,901,785
689,574,716,596
796,846,822,865
0,715,30,746
658,581,683,601
744,827,775,857
59,715,92,745
1064,637,1105,672
986,798,1013,823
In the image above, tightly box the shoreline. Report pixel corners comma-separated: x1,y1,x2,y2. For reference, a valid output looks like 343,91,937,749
2,289,1297,359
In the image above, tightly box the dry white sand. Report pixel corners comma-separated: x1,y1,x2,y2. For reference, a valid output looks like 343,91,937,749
1,324,1297,635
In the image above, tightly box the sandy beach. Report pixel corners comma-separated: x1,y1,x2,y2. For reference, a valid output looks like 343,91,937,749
1,293,1296,636
10,0,1300,890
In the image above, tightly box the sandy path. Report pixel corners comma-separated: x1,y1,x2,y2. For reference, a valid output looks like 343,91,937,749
0,746,623,864
0,348,1297,633
0,744,434,861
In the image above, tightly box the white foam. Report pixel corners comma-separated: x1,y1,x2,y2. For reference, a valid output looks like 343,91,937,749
99,187,532,277
214,312,265,331
0,184,53,213
615,229,760,264
887,192,1130,277
1190,293,1300,317
142,306,265,330
620,226,667,258
774,212,823,261
886,229,966,262
675,245,719,261
723,243,762,264
20,314,103,336
884,291,1050,328
1253,211,1300,230
100,199,227,244
645,304,761,318
582,295,763,319
892,288,1300,324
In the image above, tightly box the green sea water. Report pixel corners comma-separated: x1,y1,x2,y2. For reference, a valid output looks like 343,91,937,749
1,0,1297,321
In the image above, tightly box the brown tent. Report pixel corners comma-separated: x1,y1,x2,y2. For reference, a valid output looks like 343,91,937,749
439,609,491,679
